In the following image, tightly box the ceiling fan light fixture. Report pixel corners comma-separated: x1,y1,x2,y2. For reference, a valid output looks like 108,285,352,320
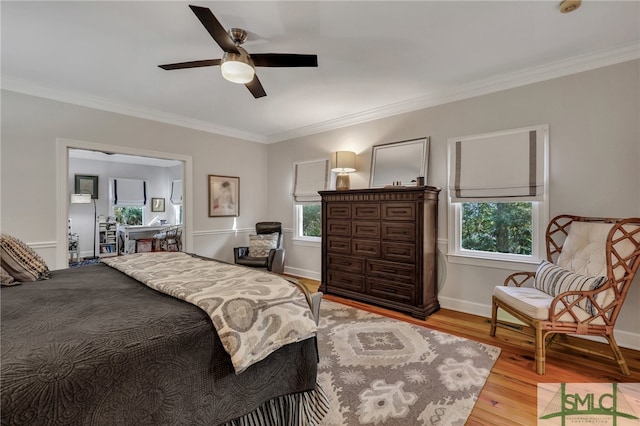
221,50,255,84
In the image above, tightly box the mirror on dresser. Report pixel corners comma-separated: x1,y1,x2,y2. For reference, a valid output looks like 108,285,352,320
369,137,430,187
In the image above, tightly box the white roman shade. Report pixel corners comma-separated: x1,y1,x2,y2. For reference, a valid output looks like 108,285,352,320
448,125,548,203
170,180,183,205
293,159,329,203
113,178,147,206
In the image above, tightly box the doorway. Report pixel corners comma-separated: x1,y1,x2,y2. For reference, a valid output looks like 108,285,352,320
56,138,193,270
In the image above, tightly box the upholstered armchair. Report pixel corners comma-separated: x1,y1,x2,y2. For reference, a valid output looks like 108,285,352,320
234,222,285,274
490,215,640,375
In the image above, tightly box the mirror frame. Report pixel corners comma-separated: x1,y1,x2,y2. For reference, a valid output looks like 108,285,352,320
369,137,430,188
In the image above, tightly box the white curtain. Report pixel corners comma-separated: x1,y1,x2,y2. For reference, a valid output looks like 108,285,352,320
293,159,329,203
448,125,547,203
113,178,147,206
170,180,183,205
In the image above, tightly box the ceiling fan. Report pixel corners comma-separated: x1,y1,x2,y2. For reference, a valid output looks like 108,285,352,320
158,5,318,98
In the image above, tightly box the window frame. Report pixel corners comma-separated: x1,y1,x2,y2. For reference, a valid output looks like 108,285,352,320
447,201,547,270
446,124,549,270
293,203,322,245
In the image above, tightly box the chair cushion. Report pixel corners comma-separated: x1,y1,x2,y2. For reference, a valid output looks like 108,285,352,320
556,221,612,277
533,260,607,315
0,234,50,283
248,233,279,257
236,256,269,268
493,285,605,325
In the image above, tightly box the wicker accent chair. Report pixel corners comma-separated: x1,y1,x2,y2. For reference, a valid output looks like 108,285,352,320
490,215,640,375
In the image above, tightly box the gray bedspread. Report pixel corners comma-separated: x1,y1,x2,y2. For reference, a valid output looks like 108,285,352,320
1,263,318,425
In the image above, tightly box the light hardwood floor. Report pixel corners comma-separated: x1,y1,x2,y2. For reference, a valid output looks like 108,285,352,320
294,277,640,425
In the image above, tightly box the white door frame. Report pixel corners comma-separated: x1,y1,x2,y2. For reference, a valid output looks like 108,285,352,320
55,138,193,269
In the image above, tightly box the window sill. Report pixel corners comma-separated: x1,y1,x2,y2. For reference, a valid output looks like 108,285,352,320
446,252,539,271
292,238,321,248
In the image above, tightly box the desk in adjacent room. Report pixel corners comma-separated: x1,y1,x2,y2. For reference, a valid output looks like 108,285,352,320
117,225,167,254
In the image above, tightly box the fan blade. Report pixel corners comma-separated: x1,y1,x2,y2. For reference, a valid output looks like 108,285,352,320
251,53,318,67
189,5,239,54
158,59,221,70
245,75,267,98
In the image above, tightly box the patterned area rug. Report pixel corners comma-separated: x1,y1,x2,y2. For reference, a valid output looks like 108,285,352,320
317,300,500,425
68,258,101,268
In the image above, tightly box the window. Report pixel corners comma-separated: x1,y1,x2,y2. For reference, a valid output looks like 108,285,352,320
112,178,147,226
292,159,329,242
461,202,533,254
296,204,322,241
447,125,548,267
114,206,144,225
174,204,183,225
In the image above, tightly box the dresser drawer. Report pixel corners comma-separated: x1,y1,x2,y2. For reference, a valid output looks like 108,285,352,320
382,242,415,263
382,203,416,221
367,259,415,284
353,204,380,220
381,222,415,242
328,271,365,292
367,277,415,304
327,236,351,254
328,254,365,274
327,204,351,219
352,239,381,258
352,221,380,239
327,220,351,236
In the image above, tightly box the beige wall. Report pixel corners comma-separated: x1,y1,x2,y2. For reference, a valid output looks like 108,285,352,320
1,90,269,267
267,60,640,348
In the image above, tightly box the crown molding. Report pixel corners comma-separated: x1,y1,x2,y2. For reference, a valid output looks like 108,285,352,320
265,41,640,143
0,77,269,143
2,42,638,145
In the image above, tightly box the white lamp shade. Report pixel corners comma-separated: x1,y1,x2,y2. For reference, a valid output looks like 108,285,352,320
220,46,255,84
331,151,356,173
70,193,92,204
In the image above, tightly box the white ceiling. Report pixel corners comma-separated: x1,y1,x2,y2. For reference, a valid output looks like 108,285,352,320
2,1,639,143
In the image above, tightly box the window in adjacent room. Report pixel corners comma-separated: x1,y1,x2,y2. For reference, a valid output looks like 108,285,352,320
114,206,144,225
112,178,147,226
292,159,329,242
170,179,183,225
447,125,548,267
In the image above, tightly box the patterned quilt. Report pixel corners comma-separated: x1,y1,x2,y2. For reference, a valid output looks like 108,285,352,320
102,252,317,373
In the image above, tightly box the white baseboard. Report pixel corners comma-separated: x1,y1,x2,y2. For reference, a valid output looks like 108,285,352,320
438,296,640,351
284,266,321,282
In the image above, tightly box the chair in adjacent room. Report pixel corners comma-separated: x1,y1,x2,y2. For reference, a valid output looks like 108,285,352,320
490,215,640,375
153,225,183,252
234,222,285,274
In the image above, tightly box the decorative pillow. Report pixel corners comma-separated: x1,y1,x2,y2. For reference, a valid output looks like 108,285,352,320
0,266,18,286
534,260,607,315
0,234,50,282
248,233,279,257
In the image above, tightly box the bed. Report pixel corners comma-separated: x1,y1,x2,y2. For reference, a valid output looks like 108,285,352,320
1,252,327,425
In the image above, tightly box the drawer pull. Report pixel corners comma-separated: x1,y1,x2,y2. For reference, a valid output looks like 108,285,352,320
381,268,396,274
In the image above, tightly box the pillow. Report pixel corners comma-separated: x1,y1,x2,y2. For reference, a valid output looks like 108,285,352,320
0,266,18,286
534,260,607,315
0,234,50,282
248,233,279,257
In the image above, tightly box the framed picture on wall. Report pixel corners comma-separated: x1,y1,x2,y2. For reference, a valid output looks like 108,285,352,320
74,174,99,199
208,175,239,217
151,198,165,212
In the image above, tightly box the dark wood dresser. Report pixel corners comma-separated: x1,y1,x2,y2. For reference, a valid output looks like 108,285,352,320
319,186,440,319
